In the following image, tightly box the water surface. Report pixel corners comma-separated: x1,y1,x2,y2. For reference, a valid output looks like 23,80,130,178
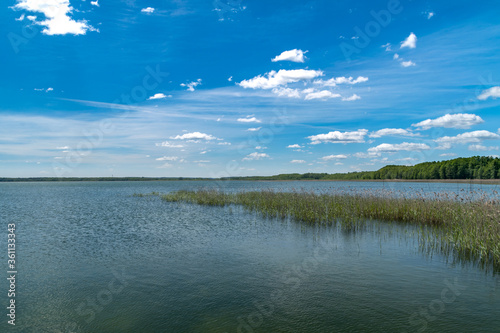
0,181,498,332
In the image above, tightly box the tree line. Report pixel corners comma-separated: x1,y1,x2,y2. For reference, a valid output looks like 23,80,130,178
1,156,499,182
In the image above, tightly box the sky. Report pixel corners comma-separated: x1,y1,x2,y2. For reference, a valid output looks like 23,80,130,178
1,0,500,178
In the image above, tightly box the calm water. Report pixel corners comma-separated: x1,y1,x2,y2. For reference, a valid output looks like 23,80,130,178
1,181,499,333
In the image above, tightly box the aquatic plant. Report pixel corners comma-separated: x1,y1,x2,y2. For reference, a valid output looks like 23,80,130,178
147,189,500,270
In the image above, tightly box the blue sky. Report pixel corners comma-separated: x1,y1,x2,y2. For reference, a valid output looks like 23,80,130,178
1,0,500,177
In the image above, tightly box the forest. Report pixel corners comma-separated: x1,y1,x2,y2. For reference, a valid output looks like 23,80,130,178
226,156,500,181
1,156,499,182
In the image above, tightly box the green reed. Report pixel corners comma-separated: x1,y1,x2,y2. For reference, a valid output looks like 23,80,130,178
153,189,500,270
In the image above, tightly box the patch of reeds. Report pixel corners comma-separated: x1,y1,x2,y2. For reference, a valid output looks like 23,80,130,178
150,189,500,270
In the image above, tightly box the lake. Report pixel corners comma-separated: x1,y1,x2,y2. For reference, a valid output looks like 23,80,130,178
1,181,499,332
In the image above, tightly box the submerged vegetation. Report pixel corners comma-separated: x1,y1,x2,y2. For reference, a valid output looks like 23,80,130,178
152,189,500,271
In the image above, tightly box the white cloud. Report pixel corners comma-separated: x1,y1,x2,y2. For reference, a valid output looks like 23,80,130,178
381,43,391,51
308,129,368,144
15,14,25,21
290,160,306,164
412,113,484,130
242,152,270,161
368,142,431,153
393,53,399,59
321,154,348,161
35,87,54,92
436,130,500,144
287,144,302,149
313,76,368,87
237,116,261,123
304,90,341,100
148,93,170,100
247,127,261,132
401,60,416,67
181,79,202,91
228,76,233,82
354,152,380,158
155,141,184,148
271,49,307,63
272,87,301,98
440,153,457,157
427,12,434,19
56,146,69,150
477,86,500,100
156,156,178,161
14,0,95,35
170,132,219,141
218,142,231,146
369,128,418,138
400,33,417,49
468,144,499,152
238,69,323,90
141,7,155,13
90,0,99,6
342,94,361,101
27,15,37,21
158,163,173,168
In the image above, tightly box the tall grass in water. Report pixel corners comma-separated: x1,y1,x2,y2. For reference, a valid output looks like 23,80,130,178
156,189,500,271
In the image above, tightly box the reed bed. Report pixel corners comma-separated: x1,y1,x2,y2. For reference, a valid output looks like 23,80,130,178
153,189,500,270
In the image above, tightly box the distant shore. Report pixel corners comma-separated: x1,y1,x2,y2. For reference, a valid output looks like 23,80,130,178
1,178,499,185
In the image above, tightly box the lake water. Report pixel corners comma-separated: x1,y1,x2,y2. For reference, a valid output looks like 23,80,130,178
1,181,499,332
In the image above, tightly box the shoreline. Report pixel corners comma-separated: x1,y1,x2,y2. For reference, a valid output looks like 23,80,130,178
1,178,500,185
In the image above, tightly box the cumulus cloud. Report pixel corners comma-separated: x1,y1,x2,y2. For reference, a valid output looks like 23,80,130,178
401,60,416,67
181,79,202,91
321,154,348,161
427,12,435,19
314,76,368,87
304,90,341,100
141,7,155,13
342,94,361,101
148,93,170,100
272,87,301,98
242,152,270,161
290,160,306,164
468,144,499,152
91,0,99,6
369,128,419,138
440,153,457,157
477,86,500,100
247,127,261,132
170,132,219,141
400,33,417,49
412,113,484,130
272,49,307,63
308,129,368,144
237,116,261,123
435,130,500,144
368,142,430,153
238,69,323,90
14,0,96,35
155,141,184,148
287,144,302,149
